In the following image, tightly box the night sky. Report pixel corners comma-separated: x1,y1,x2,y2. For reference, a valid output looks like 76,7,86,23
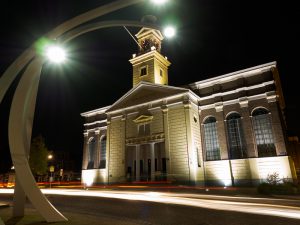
0,0,299,172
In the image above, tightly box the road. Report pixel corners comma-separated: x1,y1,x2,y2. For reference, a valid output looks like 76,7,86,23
1,189,300,225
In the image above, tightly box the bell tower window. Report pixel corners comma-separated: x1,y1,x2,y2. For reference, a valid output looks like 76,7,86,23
140,66,147,76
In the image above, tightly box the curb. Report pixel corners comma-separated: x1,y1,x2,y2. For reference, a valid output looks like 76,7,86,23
0,204,9,209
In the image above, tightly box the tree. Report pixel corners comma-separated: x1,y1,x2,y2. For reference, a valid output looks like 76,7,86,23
29,135,49,176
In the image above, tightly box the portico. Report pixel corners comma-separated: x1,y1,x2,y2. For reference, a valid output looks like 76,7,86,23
126,138,166,182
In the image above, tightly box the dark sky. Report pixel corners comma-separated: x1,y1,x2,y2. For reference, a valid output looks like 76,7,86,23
0,0,299,172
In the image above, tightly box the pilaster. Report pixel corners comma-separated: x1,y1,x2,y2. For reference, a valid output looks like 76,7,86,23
94,130,100,168
239,100,257,158
82,132,89,169
162,105,171,177
268,101,287,155
215,103,229,160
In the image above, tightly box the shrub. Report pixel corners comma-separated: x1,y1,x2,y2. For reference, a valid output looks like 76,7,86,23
257,182,299,195
266,172,281,185
257,182,272,195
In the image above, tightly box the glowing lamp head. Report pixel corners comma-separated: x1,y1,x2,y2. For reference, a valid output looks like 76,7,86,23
163,26,176,38
45,45,66,63
151,0,168,5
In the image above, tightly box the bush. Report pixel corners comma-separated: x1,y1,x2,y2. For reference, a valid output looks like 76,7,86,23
257,182,299,195
257,182,272,195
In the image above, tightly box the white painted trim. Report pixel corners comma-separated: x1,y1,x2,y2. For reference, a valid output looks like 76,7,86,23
199,93,277,110
81,106,110,117
199,81,274,101
84,119,107,126
190,61,276,89
85,126,107,133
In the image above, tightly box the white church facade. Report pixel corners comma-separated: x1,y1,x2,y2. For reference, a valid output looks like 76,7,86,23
81,27,297,186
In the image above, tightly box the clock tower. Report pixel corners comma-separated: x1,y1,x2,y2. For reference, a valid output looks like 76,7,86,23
129,26,171,87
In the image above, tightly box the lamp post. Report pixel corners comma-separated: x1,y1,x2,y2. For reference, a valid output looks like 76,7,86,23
0,0,173,223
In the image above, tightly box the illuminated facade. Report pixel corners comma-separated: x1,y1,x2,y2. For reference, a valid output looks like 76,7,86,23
81,27,297,186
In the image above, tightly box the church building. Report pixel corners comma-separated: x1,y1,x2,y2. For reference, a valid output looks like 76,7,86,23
81,27,297,186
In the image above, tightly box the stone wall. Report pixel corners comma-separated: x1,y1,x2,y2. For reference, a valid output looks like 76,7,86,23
168,105,190,181
108,118,126,183
204,156,296,186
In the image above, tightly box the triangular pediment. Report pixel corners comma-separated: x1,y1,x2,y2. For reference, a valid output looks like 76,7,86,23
107,82,190,112
133,115,154,124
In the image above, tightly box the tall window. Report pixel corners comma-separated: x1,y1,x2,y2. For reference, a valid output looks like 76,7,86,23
226,113,247,159
87,137,95,169
203,117,221,161
138,123,150,136
252,108,276,157
99,136,106,169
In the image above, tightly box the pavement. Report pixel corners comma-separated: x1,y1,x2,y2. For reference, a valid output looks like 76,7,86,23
1,186,300,225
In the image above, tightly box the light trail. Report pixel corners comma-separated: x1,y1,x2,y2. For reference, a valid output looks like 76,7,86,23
1,189,300,220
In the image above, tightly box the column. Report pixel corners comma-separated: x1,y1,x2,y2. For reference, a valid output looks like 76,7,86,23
136,145,140,181
150,143,155,181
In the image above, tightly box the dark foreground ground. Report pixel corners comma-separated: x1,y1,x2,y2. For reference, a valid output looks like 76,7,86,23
1,188,300,225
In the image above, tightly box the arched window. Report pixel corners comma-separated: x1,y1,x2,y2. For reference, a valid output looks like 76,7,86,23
87,137,96,169
203,117,221,161
252,108,276,157
226,113,247,159
99,136,107,169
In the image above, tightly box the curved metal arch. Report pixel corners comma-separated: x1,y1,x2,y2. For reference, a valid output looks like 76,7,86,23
59,20,160,43
0,0,144,104
8,21,158,222
0,1,158,223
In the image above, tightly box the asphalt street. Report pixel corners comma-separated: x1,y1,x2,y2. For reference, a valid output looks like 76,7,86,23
1,189,300,225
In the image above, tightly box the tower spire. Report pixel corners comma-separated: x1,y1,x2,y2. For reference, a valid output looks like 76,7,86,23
129,16,171,87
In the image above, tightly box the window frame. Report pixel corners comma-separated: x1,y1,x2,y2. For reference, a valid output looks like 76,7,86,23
140,66,148,77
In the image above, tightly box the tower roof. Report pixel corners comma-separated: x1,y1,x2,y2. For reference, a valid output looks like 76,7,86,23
135,27,164,41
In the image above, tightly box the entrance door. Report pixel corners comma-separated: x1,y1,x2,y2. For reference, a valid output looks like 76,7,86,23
147,159,151,181
140,160,144,180
134,160,136,178
162,158,167,180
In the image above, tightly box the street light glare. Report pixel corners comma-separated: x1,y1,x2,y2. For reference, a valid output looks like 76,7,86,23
163,26,176,38
45,45,66,63
151,0,168,5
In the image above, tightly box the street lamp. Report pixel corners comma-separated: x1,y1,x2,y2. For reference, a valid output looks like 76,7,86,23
151,0,169,5
45,45,67,64
47,154,53,160
163,26,176,38
0,0,174,223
